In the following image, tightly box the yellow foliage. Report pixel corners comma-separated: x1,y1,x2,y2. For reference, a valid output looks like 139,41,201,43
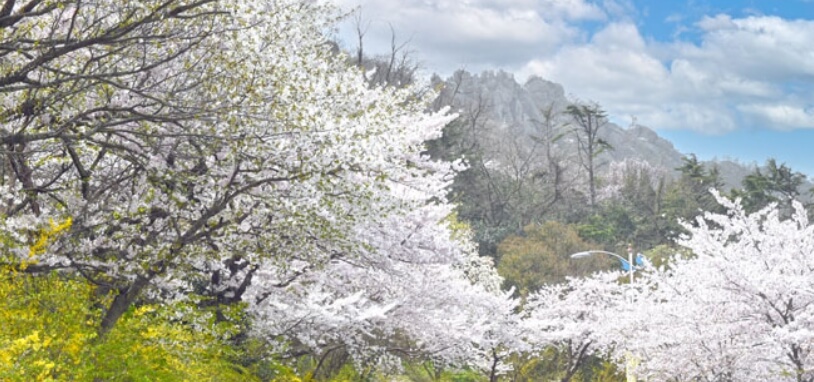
509,348,624,382
443,212,473,243
0,267,255,381
28,217,72,258
0,217,73,271
0,266,98,381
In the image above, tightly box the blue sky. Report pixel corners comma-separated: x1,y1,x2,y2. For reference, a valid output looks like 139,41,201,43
332,0,814,176
634,0,814,41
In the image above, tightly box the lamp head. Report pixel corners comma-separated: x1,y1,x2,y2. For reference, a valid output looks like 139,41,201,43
570,251,593,259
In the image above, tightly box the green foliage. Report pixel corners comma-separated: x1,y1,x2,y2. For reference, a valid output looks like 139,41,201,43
642,244,693,269
583,158,675,252
232,338,303,381
423,116,479,165
426,92,579,259
443,212,475,243
268,349,374,382
445,369,486,382
507,348,623,382
663,155,725,223
401,361,486,382
577,205,637,247
730,158,806,214
566,102,612,208
497,222,613,294
0,267,254,382
334,363,365,381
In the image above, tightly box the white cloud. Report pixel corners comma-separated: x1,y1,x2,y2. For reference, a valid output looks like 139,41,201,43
333,0,604,71
665,13,683,23
696,14,736,31
520,23,673,121
738,104,814,129
520,15,814,133
601,0,636,20
332,1,814,132
686,15,814,81
541,0,607,20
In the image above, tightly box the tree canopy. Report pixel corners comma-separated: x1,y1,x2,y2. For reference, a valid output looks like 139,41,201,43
1,0,519,378
3,1,813,381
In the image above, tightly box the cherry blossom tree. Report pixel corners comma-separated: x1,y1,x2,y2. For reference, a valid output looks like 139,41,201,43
521,271,627,382
612,193,814,381
2,0,233,334
1,1,523,376
515,192,814,381
245,191,523,376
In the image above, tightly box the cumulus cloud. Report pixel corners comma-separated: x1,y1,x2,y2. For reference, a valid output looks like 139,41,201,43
739,104,814,129
333,1,814,132
333,0,604,70
520,15,814,132
520,24,673,116
688,15,814,81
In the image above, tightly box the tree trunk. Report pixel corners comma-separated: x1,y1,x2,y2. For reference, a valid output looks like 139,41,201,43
98,275,150,337
489,348,500,382
588,151,596,208
561,341,592,382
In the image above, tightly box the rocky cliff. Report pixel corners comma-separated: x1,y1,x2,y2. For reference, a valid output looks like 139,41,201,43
435,69,754,189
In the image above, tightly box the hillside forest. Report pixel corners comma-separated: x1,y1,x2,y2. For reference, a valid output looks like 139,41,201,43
1,1,814,381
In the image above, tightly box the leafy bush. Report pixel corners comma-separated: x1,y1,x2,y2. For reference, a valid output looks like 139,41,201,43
0,267,253,381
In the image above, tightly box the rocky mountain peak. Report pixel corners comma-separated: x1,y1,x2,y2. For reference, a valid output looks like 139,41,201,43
524,76,566,104
435,69,760,189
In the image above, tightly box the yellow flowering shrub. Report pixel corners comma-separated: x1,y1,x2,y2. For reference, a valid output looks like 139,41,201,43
27,217,73,258
0,216,257,381
0,266,258,381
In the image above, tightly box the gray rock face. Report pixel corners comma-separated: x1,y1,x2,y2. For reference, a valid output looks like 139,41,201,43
598,124,685,174
434,69,764,190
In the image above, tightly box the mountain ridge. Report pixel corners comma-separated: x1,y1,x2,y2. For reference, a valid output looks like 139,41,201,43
435,69,763,190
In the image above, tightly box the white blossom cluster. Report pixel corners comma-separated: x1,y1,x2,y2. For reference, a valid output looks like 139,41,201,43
0,0,521,374
522,193,814,381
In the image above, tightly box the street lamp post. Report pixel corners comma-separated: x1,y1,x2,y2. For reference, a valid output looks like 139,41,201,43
570,245,637,284
571,245,643,382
